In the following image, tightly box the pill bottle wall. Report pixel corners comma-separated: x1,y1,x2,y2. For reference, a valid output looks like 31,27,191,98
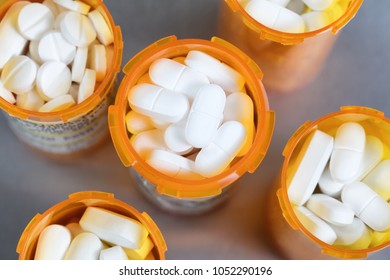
17,191,167,260
265,106,390,259
217,0,363,93
109,36,275,215
0,0,123,158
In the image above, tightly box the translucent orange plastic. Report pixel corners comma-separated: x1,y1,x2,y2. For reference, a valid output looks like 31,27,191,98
109,36,275,199
0,0,123,157
217,0,363,93
17,191,167,260
270,106,390,259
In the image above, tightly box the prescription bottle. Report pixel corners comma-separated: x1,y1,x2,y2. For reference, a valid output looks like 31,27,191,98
109,36,274,215
17,191,167,260
266,106,390,259
0,0,123,158
217,0,363,93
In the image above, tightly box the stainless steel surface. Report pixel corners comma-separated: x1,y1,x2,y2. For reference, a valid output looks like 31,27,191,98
0,0,389,259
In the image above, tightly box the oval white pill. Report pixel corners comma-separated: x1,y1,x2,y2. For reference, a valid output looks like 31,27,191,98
77,68,96,103
36,61,72,101
195,121,246,178
342,182,390,231
99,246,128,260
185,50,245,93
2,55,37,95
125,110,154,135
128,83,189,123
354,136,384,181
54,0,91,15
131,129,168,160
302,0,334,11
0,80,15,104
88,9,114,46
288,130,334,206
88,44,106,82
330,217,372,249
16,88,45,111
17,3,54,40
146,149,201,179
38,31,76,65
306,193,354,226
164,121,193,155
38,94,75,112
330,122,366,183
245,0,305,33
34,224,72,260
293,205,337,245
64,232,103,260
71,47,88,83
185,84,226,148
149,58,209,100
363,159,390,201
59,11,96,47
79,207,149,249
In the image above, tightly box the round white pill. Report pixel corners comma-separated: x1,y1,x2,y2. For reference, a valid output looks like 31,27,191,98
330,122,366,183
17,3,54,40
306,193,355,226
1,55,37,95
88,9,114,46
71,47,88,83
164,121,193,155
38,31,76,65
330,217,372,249
54,0,91,15
38,94,75,112
342,181,390,231
363,159,390,201
88,44,106,82
36,61,72,101
64,232,103,260
59,11,96,47
0,80,15,104
16,88,45,111
77,68,96,103
99,246,128,260
34,224,72,260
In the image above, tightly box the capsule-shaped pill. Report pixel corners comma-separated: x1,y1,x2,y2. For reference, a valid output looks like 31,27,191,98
330,122,366,183
34,224,72,260
149,58,209,100
195,121,246,178
130,129,168,160
64,232,104,260
363,159,390,201
318,165,344,197
125,110,154,135
342,182,390,231
330,218,372,249
128,83,189,123
185,84,226,148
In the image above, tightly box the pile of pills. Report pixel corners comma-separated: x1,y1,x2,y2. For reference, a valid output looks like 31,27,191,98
0,0,114,112
242,0,348,33
288,122,390,249
34,207,155,260
126,50,255,179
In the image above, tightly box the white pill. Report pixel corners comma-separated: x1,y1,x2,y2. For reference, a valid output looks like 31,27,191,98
286,0,306,14
150,117,170,130
2,55,37,95
244,0,305,33
149,58,209,100
330,122,366,183
146,149,201,179
38,94,75,112
302,0,334,11
17,3,54,40
185,50,245,93
330,218,372,249
77,69,96,103
164,121,193,155
0,1,29,70
318,165,344,197
185,84,226,148
342,182,390,231
71,47,88,83
99,246,128,260
54,0,91,15
363,159,390,201
88,44,106,82
29,40,43,64
123,236,154,260
36,61,72,101
125,110,154,135
293,205,337,245
16,88,45,111
128,83,189,123
79,207,149,249
302,11,331,31
43,0,64,16
288,130,334,206
38,31,76,65
0,80,15,104
131,129,169,160
224,92,254,157
88,9,114,46
59,11,96,47
306,193,354,226
34,224,72,260
64,232,103,260
195,121,246,178
268,0,290,7
66,222,85,239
